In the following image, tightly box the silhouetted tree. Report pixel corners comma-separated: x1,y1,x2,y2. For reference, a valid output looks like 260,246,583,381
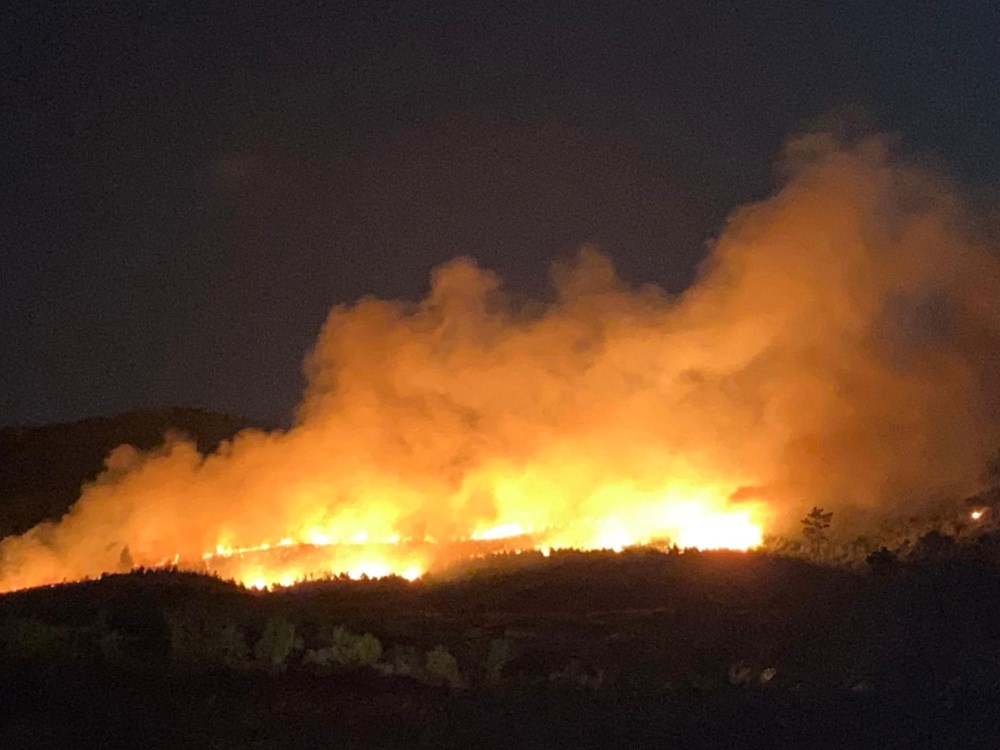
801,507,833,553
910,530,959,563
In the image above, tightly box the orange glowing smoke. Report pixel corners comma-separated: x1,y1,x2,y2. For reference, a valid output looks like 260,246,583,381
3,130,1000,592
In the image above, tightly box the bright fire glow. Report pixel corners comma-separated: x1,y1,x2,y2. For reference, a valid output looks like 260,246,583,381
471,522,529,541
184,484,764,590
8,136,991,594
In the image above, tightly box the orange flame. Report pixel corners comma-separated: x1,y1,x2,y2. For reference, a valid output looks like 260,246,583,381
3,133,999,593
191,483,764,590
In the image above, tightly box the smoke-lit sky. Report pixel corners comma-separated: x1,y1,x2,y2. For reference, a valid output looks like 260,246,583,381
4,2,1000,427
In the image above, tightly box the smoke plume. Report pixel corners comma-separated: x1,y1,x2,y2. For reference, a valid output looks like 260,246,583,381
3,131,1000,590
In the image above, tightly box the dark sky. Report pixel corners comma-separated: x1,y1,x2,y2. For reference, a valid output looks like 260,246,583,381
4,1,1000,427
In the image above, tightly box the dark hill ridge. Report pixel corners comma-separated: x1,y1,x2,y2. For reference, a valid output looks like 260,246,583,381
0,408,257,537
3,550,1000,748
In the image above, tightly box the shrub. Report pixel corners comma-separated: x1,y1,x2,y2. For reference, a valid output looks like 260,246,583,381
549,657,604,690
378,645,426,679
303,625,382,672
218,623,251,664
166,609,250,668
0,617,70,661
866,546,898,575
97,629,126,662
425,645,464,689
486,636,516,683
254,615,298,669
909,530,959,562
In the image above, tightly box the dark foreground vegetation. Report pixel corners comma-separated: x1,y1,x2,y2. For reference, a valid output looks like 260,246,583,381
4,411,1000,746
3,548,1000,749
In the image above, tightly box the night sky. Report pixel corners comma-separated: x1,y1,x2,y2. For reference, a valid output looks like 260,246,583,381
4,1,1000,427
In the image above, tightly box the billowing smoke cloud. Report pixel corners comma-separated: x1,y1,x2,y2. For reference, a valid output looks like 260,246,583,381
4,131,1000,590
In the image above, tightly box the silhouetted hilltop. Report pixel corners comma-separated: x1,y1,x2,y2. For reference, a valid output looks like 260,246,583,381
0,408,257,537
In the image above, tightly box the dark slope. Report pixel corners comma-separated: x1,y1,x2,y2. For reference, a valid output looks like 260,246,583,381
2,550,1000,748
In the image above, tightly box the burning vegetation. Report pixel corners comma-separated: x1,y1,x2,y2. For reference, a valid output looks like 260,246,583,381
4,132,1000,591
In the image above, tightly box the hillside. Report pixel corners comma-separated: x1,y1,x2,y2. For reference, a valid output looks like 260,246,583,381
2,550,1000,748
0,408,256,537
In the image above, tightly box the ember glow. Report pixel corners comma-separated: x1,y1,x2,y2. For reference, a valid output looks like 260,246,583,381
187,482,763,590
3,132,1000,592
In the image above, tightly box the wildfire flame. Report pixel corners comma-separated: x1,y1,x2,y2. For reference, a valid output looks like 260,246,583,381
192,483,764,590
3,131,1000,593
